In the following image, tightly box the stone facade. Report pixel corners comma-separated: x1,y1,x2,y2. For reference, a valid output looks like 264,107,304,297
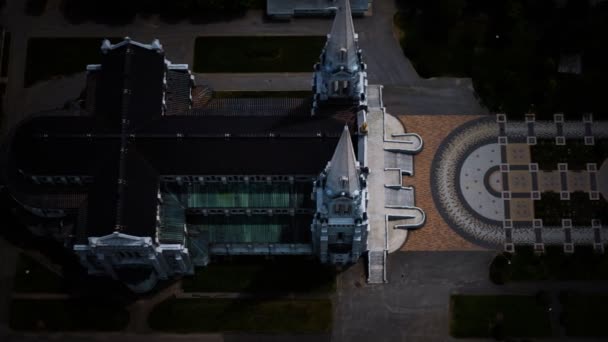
312,127,369,264
312,0,367,113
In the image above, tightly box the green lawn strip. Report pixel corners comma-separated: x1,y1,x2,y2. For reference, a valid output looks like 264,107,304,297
149,297,332,333
450,295,552,338
182,256,336,293
508,246,608,281
25,37,119,87
561,293,608,337
12,253,65,293
193,36,325,73
9,298,129,331
213,90,312,98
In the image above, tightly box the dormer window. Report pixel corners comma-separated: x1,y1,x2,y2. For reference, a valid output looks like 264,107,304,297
340,48,347,62
340,176,348,189
333,201,352,216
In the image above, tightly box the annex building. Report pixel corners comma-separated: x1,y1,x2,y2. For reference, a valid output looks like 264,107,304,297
3,0,424,292
267,0,370,19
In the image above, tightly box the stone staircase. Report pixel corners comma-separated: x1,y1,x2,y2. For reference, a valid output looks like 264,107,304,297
367,250,387,284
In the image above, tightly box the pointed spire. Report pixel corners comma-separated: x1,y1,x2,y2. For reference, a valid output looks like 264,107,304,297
324,0,359,71
326,126,359,195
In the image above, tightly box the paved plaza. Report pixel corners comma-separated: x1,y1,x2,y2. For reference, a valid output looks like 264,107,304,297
429,114,608,249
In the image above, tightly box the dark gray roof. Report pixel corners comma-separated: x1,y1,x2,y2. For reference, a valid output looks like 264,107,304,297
323,0,359,71
6,38,357,242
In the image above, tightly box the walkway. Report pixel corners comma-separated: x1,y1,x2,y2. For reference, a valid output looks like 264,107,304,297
365,85,425,284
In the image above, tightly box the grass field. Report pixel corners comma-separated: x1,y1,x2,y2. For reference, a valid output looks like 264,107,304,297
10,298,129,331
450,295,552,338
25,37,118,87
148,297,332,333
12,253,65,293
193,36,325,73
561,293,608,337
182,256,336,293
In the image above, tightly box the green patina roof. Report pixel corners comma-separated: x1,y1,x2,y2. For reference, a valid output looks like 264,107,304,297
189,215,312,244
157,191,186,244
157,181,314,245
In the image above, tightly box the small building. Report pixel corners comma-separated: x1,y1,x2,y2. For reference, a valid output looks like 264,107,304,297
267,0,369,19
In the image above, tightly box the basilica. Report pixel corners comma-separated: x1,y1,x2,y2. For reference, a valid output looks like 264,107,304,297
3,0,423,292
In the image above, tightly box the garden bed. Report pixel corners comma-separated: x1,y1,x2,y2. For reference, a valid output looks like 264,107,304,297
450,295,552,338
193,36,325,73
531,139,608,170
534,191,608,226
148,297,332,333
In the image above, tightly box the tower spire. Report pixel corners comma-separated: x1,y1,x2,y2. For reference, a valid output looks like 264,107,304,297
326,125,359,195
324,0,358,71
311,0,367,114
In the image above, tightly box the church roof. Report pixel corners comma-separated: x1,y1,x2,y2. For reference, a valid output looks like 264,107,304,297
324,0,359,71
6,38,358,242
325,125,359,195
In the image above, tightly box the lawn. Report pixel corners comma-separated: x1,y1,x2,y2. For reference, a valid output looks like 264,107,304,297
450,295,552,338
12,253,65,293
148,297,332,333
25,37,118,87
182,256,336,293
561,293,608,337
9,298,129,331
507,246,608,282
193,36,325,73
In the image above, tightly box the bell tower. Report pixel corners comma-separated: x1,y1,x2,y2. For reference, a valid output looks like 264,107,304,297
311,126,369,264
312,0,368,114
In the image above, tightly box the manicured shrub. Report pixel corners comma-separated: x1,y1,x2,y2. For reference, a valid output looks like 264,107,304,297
489,253,512,285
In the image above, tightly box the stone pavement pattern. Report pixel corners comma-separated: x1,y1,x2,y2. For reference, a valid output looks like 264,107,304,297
397,115,486,251
459,143,503,221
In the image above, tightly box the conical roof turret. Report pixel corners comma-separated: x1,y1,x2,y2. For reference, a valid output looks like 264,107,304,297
324,0,359,71
326,125,359,195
